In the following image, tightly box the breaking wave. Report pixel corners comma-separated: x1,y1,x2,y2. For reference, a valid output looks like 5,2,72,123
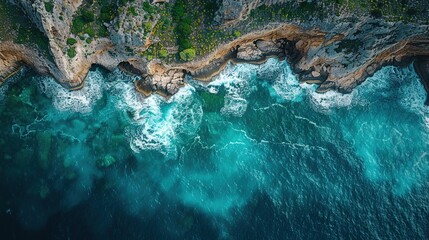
36,70,104,113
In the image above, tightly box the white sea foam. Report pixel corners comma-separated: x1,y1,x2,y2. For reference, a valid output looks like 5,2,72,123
260,58,304,102
271,72,304,102
221,96,248,117
305,86,355,112
192,58,306,115
199,58,305,113
36,70,104,113
168,85,203,137
110,80,146,119
397,66,428,113
207,63,257,117
126,85,202,158
106,69,146,116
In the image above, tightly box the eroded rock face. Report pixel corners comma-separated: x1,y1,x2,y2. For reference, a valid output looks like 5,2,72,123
12,0,90,88
143,61,186,96
237,43,264,61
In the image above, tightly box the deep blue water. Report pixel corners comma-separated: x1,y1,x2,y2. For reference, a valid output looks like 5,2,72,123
0,58,428,239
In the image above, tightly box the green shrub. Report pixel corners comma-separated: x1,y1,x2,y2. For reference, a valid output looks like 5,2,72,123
81,10,95,22
44,1,53,13
179,48,196,61
159,49,168,58
129,6,138,16
71,18,85,34
172,2,185,19
98,26,109,37
370,8,382,18
100,5,117,23
67,47,76,58
143,2,156,14
178,38,192,50
144,22,152,33
233,30,241,38
66,38,77,45
83,25,95,37
119,0,135,6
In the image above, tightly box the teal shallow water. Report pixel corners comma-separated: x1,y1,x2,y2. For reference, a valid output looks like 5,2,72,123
0,59,428,239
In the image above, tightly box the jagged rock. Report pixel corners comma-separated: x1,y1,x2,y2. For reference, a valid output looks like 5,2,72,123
255,40,282,53
237,44,264,61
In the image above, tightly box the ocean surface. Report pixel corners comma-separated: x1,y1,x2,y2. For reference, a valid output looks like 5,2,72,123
0,58,428,239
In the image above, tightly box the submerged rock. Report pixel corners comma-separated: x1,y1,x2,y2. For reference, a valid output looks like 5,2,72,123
97,154,117,169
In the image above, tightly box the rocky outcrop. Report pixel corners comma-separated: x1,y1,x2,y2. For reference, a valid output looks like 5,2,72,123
143,60,186,96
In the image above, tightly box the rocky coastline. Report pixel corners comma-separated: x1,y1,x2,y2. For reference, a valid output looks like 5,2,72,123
1,0,429,102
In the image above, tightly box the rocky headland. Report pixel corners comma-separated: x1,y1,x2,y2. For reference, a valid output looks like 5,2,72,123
1,0,429,103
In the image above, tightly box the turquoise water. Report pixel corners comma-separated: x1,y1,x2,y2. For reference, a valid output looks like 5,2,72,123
0,59,428,239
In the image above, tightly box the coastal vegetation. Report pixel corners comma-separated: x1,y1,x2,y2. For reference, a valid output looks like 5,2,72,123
67,47,76,58
137,0,227,62
1,0,427,64
44,1,54,13
71,0,133,40
66,38,77,46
